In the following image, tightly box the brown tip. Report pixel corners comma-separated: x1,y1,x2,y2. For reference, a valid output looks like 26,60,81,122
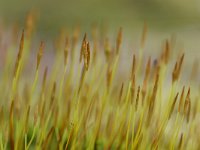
172,53,184,83
164,39,170,64
14,30,25,76
178,86,185,113
149,73,159,113
64,36,69,66
131,54,136,79
146,57,151,75
119,83,124,103
19,29,25,55
172,61,178,83
178,133,183,149
26,10,36,39
50,82,56,106
184,87,191,123
142,57,151,103
186,100,191,123
142,57,151,89
83,32,87,41
135,86,140,110
177,53,184,75
80,33,87,63
186,87,190,97
116,27,122,54
104,37,111,63
86,42,90,70
82,40,90,70
169,92,179,119
131,74,136,102
184,88,190,114
42,126,55,149
36,41,45,70
107,67,112,91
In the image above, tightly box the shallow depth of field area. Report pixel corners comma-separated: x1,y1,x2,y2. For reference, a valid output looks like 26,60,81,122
0,1,200,150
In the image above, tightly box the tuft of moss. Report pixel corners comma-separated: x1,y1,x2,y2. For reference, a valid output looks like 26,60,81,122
0,16,199,150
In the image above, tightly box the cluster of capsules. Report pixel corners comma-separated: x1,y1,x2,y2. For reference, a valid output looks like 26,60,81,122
0,12,199,150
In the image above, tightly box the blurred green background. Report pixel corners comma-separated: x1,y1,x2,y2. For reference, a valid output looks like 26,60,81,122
0,0,199,78
1,0,200,36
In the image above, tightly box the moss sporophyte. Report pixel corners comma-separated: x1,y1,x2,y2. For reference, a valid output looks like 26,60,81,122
0,15,199,150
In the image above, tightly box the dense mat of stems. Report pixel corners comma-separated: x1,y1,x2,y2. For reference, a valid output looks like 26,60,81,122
0,15,199,150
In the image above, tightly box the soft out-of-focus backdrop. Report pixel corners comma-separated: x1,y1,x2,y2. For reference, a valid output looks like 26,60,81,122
0,0,200,62
1,0,200,35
